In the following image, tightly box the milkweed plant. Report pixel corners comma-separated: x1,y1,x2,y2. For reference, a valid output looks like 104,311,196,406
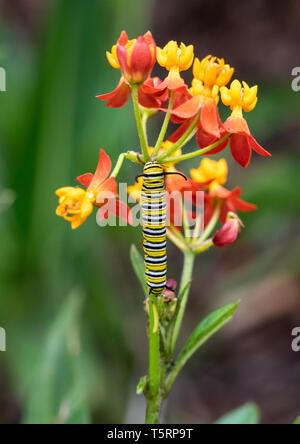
55,31,271,424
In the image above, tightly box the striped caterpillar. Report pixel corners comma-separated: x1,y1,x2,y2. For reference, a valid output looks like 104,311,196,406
141,162,167,296
137,161,187,296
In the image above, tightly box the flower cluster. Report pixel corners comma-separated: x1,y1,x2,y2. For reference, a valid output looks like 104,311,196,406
56,149,132,229
55,30,271,250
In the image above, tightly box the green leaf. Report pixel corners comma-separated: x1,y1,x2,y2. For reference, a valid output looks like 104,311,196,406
293,416,300,424
215,403,260,425
166,302,239,392
177,302,239,369
23,290,91,424
130,244,147,296
136,375,148,395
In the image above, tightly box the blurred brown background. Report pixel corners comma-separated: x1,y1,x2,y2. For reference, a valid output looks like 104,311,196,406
0,0,299,424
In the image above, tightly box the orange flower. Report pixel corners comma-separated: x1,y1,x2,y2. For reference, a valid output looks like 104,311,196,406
220,80,271,167
190,158,257,225
97,31,157,109
106,30,156,84
56,149,132,229
170,56,233,140
205,185,257,225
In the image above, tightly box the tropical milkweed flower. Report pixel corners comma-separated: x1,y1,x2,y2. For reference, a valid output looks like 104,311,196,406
97,31,156,108
190,158,228,190
56,187,96,230
220,80,271,167
156,41,194,91
213,213,244,248
170,56,234,141
141,41,194,101
56,149,132,229
190,158,257,224
107,30,156,84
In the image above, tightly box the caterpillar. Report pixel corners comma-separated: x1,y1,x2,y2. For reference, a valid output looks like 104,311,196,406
141,162,167,296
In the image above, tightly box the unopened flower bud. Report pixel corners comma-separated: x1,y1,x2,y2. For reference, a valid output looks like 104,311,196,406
213,213,244,248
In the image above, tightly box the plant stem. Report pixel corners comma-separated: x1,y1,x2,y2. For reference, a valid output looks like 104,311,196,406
141,112,149,148
131,85,150,162
148,296,160,396
171,252,195,352
167,228,188,252
160,134,230,164
193,239,214,254
157,114,200,161
152,92,174,158
110,151,144,178
145,394,163,424
197,202,221,243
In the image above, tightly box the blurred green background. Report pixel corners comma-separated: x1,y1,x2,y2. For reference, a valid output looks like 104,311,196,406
0,0,299,424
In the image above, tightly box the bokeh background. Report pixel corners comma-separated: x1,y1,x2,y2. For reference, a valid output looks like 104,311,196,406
0,0,299,424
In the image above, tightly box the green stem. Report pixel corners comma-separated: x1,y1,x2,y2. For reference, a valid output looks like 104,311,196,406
142,112,149,148
160,134,230,164
193,239,214,254
167,228,189,252
148,296,160,397
131,86,150,162
157,113,200,162
152,92,174,158
171,252,195,352
145,394,163,424
197,202,221,243
110,151,144,178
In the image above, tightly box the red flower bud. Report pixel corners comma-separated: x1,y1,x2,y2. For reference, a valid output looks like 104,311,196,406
166,278,177,291
116,31,156,84
213,215,244,248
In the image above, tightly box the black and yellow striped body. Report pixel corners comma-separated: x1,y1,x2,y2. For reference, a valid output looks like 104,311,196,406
142,162,167,296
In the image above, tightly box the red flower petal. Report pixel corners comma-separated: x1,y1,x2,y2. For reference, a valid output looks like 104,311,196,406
200,99,220,138
130,36,153,83
114,200,133,225
211,185,232,200
230,134,252,167
76,173,94,188
196,129,229,154
118,31,128,46
169,120,193,143
116,44,129,75
97,200,133,225
139,86,161,108
96,78,130,108
92,149,112,188
97,177,118,201
170,95,202,120
248,135,272,157
233,197,258,212
160,74,187,92
213,218,240,248
224,116,250,135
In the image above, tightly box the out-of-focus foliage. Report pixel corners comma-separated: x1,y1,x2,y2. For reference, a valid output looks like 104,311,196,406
0,0,151,424
215,403,260,425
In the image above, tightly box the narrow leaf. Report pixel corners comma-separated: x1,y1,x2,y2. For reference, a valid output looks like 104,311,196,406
130,244,147,296
215,403,260,425
177,302,239,369
166,302,239,392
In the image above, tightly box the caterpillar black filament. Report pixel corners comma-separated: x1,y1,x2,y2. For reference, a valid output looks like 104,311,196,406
141,162,167,296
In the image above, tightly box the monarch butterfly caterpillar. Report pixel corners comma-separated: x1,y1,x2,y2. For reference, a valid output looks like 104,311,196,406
141,162,167,296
